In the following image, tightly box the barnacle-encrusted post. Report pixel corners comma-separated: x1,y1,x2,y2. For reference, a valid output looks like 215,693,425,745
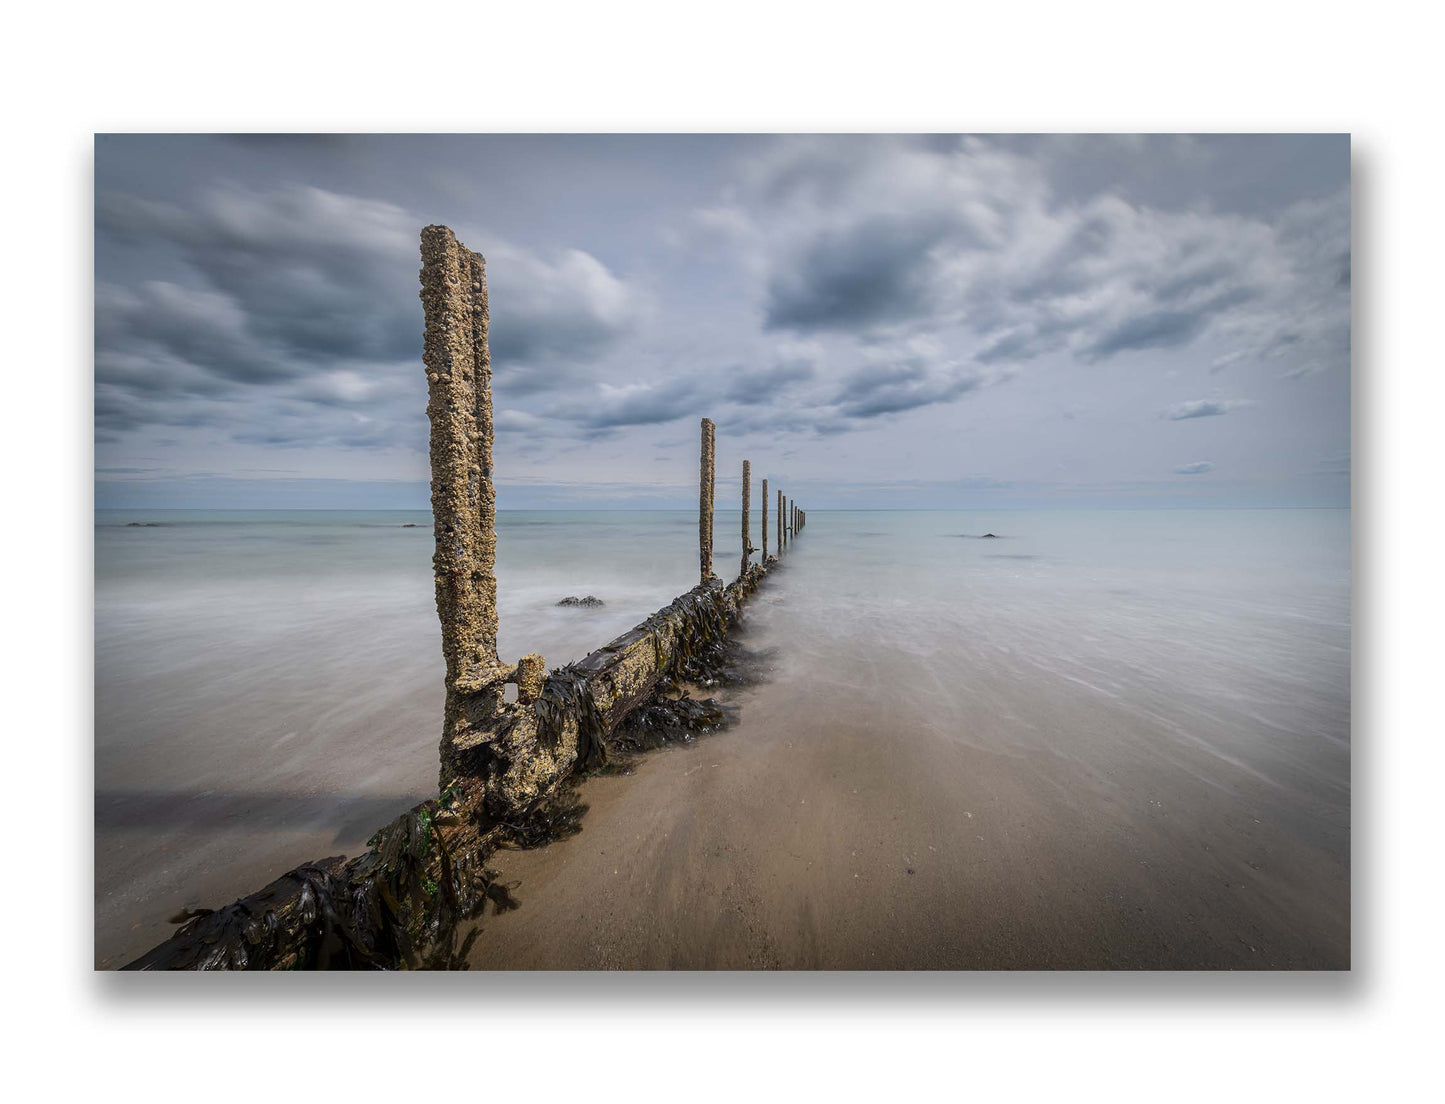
419,225,500,787
779,488,785,551
699,418,716,582
741,459,753,578
761,477,769,562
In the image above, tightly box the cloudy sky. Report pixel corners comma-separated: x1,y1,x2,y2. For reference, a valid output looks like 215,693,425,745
95,134,1349,510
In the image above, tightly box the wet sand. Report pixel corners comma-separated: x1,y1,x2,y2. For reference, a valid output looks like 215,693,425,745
469,684,1348,968
470,573,1349,970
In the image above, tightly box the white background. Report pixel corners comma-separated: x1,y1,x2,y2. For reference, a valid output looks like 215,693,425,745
1,1,1438,1099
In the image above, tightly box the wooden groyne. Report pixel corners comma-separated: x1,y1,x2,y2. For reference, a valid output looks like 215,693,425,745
126,226,808,970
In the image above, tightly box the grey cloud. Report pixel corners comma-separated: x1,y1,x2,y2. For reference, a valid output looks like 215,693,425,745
764,215,956,332
563,378,702,430
724,357,816,405
486,244,643,394
735,137,1347,392
833,356,993,419
1164,398,1252,420
96,183,641,443
1084,309,1207,359
1174,461,1215,475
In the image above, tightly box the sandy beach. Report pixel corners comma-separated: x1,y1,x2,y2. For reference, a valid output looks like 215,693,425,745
471,548,1349,970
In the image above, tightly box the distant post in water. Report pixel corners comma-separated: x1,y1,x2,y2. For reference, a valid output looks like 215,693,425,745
419,225,501,786
761,478,769,562
699,418,716,582
741,459,753,578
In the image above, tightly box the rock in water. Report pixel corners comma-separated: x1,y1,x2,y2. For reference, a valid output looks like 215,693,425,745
557,595,605,608
981,533,999,538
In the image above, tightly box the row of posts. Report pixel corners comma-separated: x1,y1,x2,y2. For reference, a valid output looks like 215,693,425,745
698,417,805,584
420,230,807,784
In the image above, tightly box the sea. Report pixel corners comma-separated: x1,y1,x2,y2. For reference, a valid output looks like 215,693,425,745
95,508,1350,968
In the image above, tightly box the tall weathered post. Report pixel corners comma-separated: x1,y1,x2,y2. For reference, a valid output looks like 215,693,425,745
699,418,716,582
779,489,786,550
761,478,769,562
741,459,753,578
419,225,501,787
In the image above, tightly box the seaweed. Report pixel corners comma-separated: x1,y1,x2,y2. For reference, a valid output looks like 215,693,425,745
135,798,516,971
611,689,730,753
154,886,294,971
648,583,732,687
535,666,607,768
494,784,590,850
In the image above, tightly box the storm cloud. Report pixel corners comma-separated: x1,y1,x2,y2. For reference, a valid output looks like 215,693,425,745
95,183,641,445
720,137,1348,387
94,134,1350,509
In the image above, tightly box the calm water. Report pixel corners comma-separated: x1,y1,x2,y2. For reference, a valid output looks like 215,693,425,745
94,508,1350,967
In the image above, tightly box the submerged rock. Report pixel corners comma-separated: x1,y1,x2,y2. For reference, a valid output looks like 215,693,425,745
556,595,605,608
125,522,161,527
401,523,420,528
981,533,999,538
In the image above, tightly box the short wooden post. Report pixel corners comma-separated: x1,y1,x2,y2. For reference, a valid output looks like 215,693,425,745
741,459,752,578
514,653,546,705
699,418,715,582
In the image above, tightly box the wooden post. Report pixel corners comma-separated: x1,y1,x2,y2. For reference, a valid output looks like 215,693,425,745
419,226,501,787
761,478,769,562
699,418,715,582
779,488,785,551
741,459,752,578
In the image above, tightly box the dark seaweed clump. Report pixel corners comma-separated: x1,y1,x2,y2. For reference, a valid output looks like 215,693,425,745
534,665,607,768
158,864,343,970
495,783,590,850
610,685,731,755
661,585,732,686
136,796,520,971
